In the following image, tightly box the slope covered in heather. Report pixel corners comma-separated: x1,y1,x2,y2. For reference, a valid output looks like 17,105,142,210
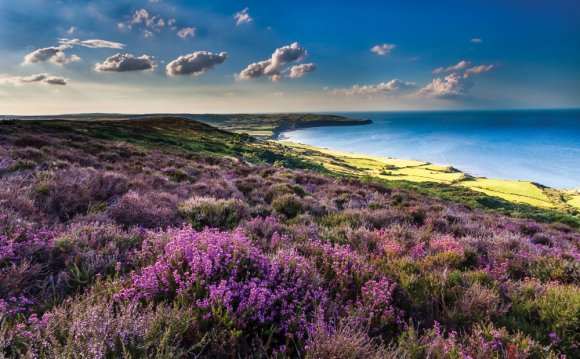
1,117,579,358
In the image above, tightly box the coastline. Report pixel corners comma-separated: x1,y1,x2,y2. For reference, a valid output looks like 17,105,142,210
269,118,373,140
275,139,580,211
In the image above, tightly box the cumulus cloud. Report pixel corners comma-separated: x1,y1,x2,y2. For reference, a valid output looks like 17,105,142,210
289,63,317,78
95,53,156,72
177,27,196,38
238,42,308,81
370,43,396,56
334,79,417,96
420,63,495,98
22,46,80,65
58,38,125,49
166,51,228,76
433,60,471,74
420,73,474,98
2,73,67,85
234,8,253,25
471,38,483,43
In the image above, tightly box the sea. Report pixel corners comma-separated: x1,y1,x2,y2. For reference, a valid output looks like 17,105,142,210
281,110,580,189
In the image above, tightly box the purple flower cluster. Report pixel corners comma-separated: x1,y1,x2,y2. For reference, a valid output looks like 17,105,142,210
0,223,54,265
118,227,324,339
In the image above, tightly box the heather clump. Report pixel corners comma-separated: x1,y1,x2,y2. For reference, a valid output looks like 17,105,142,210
271,193,305,218
110,191,180,228
178,196,249,230
117,228,324,354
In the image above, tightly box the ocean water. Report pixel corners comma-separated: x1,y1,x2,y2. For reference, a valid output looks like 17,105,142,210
282,110,580,189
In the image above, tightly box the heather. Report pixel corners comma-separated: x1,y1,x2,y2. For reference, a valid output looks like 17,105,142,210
1,119,579,358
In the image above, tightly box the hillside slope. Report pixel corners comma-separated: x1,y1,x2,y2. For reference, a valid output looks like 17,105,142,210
1,117,578,357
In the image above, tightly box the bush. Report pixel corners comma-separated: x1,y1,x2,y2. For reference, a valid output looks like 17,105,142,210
272,194,304,218
178,196,248,230
110,191,180,228
117,228,323,355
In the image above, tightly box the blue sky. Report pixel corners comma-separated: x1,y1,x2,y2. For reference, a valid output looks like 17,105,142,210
0,0,578,114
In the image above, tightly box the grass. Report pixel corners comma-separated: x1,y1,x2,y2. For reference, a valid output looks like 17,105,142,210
277,140,579,227
278,141,573,209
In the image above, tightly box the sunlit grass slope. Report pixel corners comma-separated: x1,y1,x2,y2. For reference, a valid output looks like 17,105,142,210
278,141,577,211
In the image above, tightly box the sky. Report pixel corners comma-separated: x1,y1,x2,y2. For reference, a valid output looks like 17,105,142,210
0,0,579,114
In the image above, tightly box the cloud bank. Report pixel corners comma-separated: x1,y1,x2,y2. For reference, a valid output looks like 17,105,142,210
334,79,417,96
166,51,228,76
2,73,67,85
95,54,156,72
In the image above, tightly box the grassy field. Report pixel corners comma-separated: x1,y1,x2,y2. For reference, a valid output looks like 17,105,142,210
278,141,579,211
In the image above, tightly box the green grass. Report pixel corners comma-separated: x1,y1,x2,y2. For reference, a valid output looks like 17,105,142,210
277,141,580,227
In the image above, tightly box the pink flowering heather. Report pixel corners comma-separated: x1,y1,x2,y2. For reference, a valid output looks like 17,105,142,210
118,227,324,339
430,235,465,256
305,241,375,302
358,278,401,326
0,224,54,265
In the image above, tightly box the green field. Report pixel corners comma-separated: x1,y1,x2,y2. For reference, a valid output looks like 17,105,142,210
277,141,579,211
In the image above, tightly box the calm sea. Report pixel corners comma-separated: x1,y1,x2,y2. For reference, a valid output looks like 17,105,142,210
282,110,580,189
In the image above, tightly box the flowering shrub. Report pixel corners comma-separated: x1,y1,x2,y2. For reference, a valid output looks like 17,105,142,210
359,278,402,330
0,224,54,266
118,228,324,349
430,235,465,256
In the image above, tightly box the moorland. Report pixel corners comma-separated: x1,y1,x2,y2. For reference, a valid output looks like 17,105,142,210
0,116,578,358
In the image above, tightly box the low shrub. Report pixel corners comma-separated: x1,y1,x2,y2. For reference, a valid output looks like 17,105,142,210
178,196,249,230
271,194,304,218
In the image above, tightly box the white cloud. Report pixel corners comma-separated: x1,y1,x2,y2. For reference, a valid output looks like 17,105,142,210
464,64,494,76
22,46,80,65
58,38,125,49
130,9,150,25
370,43,396,56
234,8,253,26
420,64,494,98
433,60,471,74
121,8,171,37
471,38,483,43
420,73,473,98
166,51,228,76
95,53,156,72
238,42,308,81
1,73,67,86
289,63,317,78
67,27,77,35
177,27,196,38
334,79,417,96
